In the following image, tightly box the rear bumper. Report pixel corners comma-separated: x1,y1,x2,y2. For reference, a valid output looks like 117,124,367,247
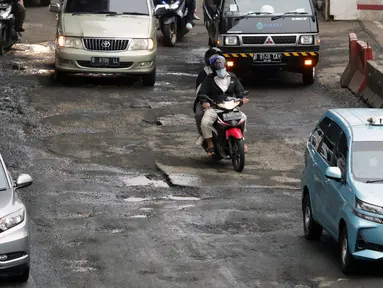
221,48,319,73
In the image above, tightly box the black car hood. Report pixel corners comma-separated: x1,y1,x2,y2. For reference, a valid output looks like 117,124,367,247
222,16,317,34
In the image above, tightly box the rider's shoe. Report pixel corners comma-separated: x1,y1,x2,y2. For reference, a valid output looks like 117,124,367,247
193,14,200,20
186,22,193,30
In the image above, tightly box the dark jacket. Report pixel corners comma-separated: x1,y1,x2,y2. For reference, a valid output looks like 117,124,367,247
193,67,213,112
197,72,245,104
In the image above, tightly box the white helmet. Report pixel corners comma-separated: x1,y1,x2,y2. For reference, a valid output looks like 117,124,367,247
260,5,275,14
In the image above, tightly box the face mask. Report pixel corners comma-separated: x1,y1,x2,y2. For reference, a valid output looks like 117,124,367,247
216,68,227,78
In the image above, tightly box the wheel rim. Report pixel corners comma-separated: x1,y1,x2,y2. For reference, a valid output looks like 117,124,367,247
304,205,311,231
341,235,348,264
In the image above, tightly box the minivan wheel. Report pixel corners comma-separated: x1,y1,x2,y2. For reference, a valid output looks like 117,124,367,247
12,265,29,282
303,193,323,240
340,226,357,274
55,69,69,83
142,67,156,86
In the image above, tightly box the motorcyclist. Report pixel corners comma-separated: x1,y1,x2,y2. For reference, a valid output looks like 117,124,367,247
194,47,224,145
14,0,26,34
197,55,249,157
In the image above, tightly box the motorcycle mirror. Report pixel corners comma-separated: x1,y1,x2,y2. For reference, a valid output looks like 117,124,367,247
243,91,249,96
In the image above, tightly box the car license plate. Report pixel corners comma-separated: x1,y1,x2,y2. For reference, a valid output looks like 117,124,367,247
223,111,242,121
253,53,281,63
90,57,120,67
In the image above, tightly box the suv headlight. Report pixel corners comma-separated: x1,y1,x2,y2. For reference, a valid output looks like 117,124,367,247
299,35,313,45
355,197,383,215
224,36,238,46
0,208,25,231
57,36,83,49
128,39,154,50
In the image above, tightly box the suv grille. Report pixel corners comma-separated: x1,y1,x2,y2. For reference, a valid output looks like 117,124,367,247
242,36,267,44
271,36,296,44
83,39,129,51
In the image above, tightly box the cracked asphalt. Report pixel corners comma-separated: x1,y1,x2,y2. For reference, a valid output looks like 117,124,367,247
0,4,382,288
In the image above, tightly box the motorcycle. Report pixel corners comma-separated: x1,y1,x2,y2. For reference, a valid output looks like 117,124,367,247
0,0,19,55
154,0,194,47
201,92,249,172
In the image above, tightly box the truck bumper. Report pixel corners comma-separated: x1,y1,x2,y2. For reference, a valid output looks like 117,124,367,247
222,50,319,74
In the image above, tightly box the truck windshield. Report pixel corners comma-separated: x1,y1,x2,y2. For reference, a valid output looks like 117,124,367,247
65,0,149,15
223,0,313,15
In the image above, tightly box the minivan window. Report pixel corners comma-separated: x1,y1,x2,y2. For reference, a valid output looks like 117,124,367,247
310,117,331,150
352,141,383,182
223,0,313,15
65,0,149,15
318,122,342,164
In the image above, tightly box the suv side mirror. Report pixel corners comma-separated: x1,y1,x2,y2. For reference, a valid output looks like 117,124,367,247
325,167,342,182
49,3,61,13
15,174,33,189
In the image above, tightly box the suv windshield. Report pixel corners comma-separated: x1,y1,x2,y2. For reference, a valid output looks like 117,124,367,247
64,0,149,15
223,0,313,15
352,141,383,182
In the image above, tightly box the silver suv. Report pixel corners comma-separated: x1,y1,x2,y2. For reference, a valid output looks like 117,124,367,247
49,0,157,86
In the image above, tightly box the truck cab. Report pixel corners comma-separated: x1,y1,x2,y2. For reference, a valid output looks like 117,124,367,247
203,0,320,85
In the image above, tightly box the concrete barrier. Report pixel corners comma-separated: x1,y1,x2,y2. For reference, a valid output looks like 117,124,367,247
340,33,358,88
359,60,383,108
347,40,373,96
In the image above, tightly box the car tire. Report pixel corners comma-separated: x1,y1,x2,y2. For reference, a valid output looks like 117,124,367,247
142,67,156,86
302,67,316,85
340,226,357,274
303,192,323,240
14,265,29,282
55,69,69,83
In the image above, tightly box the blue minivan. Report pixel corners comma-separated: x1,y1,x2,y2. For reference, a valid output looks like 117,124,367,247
301,108,383,273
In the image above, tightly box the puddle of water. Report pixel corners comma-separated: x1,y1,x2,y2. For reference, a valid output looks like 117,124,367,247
65,260,97,273
128,215,148,219
175,204,196,210
166,195,200,201
111,229,124,233
121,175,169,188
124,197,152,202
158,72,198,77
140,207,154,211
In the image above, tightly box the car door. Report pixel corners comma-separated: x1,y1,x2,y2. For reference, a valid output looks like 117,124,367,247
315,121,342,232
324,131,349,234
307,117,331,219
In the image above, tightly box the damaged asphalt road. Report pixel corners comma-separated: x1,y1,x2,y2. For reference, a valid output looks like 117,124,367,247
0,6,382,288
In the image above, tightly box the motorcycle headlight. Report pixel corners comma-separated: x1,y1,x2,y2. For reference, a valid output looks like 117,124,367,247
57,36,83,49
0,208,25,231
128,39,154,50
170,0,180,9
224,36,238,46
299,35,313,45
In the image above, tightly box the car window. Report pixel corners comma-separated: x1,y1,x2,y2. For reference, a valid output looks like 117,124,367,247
318,121,342,164
332,132,347,176
352,141,383,182
223,0,313,15
65,0,149,15
310,117,331,150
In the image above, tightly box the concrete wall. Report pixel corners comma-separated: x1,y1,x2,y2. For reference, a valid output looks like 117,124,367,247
329,0,383,20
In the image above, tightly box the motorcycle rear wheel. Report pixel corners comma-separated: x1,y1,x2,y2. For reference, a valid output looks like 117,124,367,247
231,138,245,172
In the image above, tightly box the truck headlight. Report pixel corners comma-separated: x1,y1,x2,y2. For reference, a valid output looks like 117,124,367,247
128,39,154,50
299,35,313,45
57,36,83,49
224,36,238,46
0,208,25,231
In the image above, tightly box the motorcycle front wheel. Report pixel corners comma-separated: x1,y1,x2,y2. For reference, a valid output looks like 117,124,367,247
230,137,245,172
162,22,177,47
